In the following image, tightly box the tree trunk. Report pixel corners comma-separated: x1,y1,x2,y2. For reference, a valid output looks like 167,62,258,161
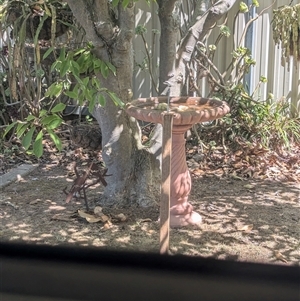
65,0,237,208
66,0,158,207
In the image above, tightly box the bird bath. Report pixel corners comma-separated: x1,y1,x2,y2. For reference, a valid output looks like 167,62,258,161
126,96,230,227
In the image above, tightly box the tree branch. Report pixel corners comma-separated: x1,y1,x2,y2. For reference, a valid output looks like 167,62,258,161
170,0,237,95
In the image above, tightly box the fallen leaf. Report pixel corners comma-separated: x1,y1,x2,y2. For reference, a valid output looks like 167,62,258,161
231,172,243,181
85,216,103,223
102,220,113,230
94,206,103,216
274,251,288,263
78,209,109,223
237,224,253,232
29,199,43,205
139,218,152,223
243,184,255,189
115,213,127,222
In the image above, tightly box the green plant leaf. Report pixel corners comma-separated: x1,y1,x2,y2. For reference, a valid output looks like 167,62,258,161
112,0,119,7
82,77,90,86
239,2,249,13
16,123,29,139
220,25,231,37
98,94,106,106
45,117,63,130
22,126,35,150
64,90,78,99
60,59,71,77
39,109,48,117
51,103,66,113
122,0,131,8
88,97,96,113
34,14,48,45
106,61,116,75
58,47,66,62
42,46,54,60
41,114,60,125
3,122,17,137
45,82,63,98
70,60,80,75
92,77,101,90
47,129,62,151
100,61,109,79
107,91,124,107
33,130,43,158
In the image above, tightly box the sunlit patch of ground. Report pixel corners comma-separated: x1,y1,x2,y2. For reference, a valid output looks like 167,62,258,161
0,164,299,266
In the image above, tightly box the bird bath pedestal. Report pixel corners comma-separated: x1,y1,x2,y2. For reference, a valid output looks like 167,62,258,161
126,97,230,228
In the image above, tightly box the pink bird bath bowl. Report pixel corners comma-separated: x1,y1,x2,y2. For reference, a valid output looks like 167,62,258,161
126,96,230,227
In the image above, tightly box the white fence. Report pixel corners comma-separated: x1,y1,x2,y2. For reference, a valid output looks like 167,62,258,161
133,0,300,117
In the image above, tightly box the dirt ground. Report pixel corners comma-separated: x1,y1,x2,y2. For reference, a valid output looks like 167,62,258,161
1,161,299,266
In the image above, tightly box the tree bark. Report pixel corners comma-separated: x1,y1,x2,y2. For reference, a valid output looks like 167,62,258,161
64,0,237,208
66,0,157,207
157,0,180,94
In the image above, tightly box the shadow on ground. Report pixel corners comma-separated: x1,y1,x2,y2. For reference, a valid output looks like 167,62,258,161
0,164,299,266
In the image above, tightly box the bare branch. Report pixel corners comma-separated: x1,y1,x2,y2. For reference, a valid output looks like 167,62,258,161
197,45,225,86
238,0,276,47
170,0,237,95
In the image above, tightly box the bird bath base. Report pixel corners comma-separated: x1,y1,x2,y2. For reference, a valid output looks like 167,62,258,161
126,97,230,227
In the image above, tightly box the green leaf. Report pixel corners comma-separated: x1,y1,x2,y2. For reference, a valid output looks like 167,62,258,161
51,103,66,113
59,47,66,62
74,48,86,56
92,77,101,90
88,97,96,113
98,94,106,106
135,25,147,35
42,46,54,60
60,60,71,77
64,90,78,99
112,0,119,7
47,129,62,151
33,130,43,158
41,115,63,130
39,109,48,117
16,123,29,138
34,14,48,45
50,60,60,72
239,2,249,13
220,25,231,37
106,62,116,75
70,60,80,76
45,118,63,130
122,0,131,8
82,77,90,86
41,115,59,125
260,76,267,83
22,127,35,150
252,0,259,7
107,91,124,107
100,61,109,79
45,82,63,98
3,122,17,137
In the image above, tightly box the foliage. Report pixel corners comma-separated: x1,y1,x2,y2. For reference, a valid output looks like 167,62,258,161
0,0,122,157
189,0,300,152
45,43,123,111
272,3,300,65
